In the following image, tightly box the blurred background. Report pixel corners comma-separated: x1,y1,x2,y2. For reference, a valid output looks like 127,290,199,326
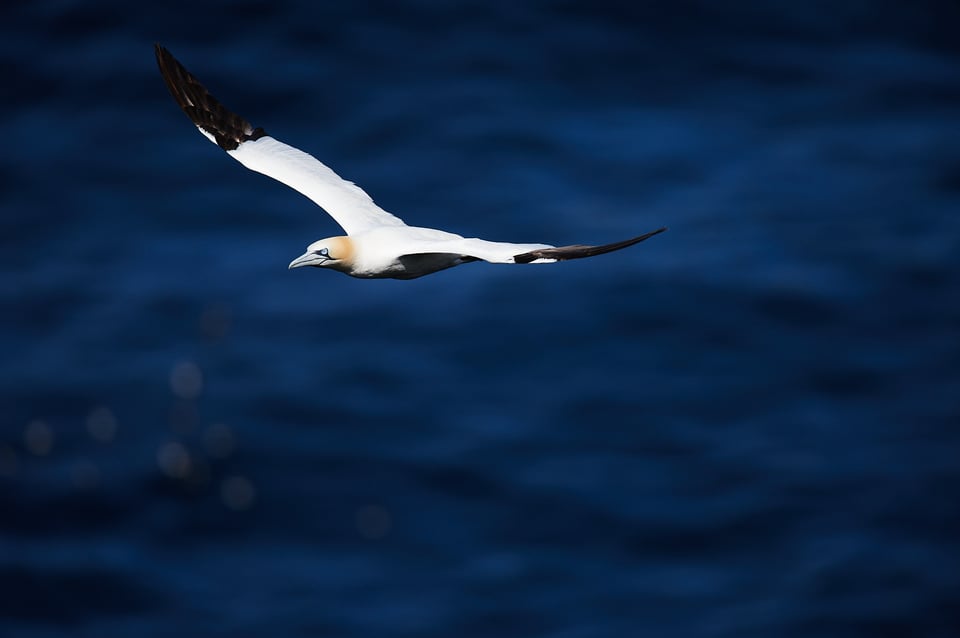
2,1,959,636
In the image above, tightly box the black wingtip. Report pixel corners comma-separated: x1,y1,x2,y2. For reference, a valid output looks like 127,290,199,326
513,226,667,264
155,44,267,151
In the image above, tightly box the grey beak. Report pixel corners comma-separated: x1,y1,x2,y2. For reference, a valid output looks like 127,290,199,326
288,252,324,269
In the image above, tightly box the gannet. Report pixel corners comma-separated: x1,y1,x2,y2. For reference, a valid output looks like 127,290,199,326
155,45,666,279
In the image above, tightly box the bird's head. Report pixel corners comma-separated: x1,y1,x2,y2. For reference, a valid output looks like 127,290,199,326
288,236,355,271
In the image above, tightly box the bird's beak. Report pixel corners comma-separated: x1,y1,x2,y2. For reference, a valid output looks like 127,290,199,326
288,252,323,269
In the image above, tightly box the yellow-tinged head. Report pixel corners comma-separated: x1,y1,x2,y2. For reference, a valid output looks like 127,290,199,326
288,236,356,272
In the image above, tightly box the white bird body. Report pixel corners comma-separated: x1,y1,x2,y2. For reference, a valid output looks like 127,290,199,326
155,45,666,279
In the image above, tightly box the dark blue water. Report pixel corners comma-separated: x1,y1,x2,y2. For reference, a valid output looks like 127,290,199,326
2,2,959,636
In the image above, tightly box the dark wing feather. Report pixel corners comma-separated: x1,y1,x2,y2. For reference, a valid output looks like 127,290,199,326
513,227,667,264
154,44,266,151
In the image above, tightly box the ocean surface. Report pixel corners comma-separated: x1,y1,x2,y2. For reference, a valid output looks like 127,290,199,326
2,2,959,636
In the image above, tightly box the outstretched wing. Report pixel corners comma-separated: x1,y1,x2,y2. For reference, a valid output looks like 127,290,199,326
155,44,406,235
512,227,667,263
395,227,667,265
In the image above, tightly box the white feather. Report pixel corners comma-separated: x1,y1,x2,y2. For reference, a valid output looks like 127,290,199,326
226,136,407,235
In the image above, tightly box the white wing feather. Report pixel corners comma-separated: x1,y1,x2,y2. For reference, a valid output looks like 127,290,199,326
390,234,555,263
155,44,405,236
227,136,407,235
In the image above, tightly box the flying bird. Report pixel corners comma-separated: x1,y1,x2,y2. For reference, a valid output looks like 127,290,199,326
154,44,666,279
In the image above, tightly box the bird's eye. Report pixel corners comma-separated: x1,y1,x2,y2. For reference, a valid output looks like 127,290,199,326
318,248,330,257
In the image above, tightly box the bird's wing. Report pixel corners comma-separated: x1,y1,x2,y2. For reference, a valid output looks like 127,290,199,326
155,44,407,235
398,227,668,264
511,227,668,263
